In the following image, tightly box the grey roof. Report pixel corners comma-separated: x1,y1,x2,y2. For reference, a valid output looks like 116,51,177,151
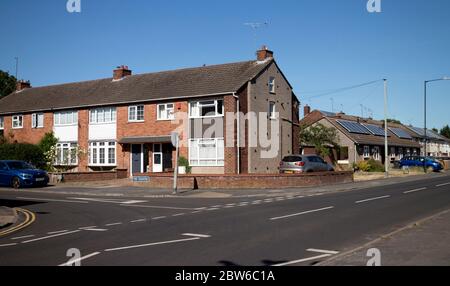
406,126,447,140
0,60,273,115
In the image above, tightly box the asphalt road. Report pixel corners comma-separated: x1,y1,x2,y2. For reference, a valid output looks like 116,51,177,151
0,174,450,266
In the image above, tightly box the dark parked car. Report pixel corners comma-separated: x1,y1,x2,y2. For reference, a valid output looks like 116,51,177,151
398,156,443,172
0,161,49,189
280,155,334,174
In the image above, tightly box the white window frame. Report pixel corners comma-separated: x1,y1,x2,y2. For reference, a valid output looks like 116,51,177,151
89,141,116,167
128,105,145,122
55,143,78,166
89,107,117,124
157,103,175,121
269,101,277,119
372,146,381,161
0,117,4,130
32,113,44,129
363,146,370,158
54,111,78,126
189,99,224,119
12,115,23,129
269,76,276,93
189,138,225,167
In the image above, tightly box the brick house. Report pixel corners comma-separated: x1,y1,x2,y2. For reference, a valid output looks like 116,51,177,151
300,107,421,166
0,47,300,177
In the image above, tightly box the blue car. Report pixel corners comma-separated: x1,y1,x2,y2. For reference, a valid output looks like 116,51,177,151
399,156,443,172
0,161,49,189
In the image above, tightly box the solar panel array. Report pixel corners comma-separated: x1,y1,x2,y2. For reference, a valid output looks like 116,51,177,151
363,124,388,137
337,120,371,135
389,128,413,139
408,126,443,139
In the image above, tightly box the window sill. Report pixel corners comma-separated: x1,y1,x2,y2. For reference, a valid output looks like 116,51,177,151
128,120,145,123
89,165,117,167
157,118,175,122
12,127,24,129
89,122,117,126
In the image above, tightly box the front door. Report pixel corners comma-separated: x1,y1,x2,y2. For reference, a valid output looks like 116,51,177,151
131,144,143,174
153,144,163,173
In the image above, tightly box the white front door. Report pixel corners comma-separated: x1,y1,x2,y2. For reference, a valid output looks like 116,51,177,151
153,144,163,173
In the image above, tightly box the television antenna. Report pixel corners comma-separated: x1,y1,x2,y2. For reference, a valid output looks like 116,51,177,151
244,21,270,46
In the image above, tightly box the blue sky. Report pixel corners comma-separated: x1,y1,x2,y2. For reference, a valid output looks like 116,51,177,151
1,0,449,129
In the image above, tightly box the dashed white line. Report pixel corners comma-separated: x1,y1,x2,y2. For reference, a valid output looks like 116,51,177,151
404,187,427,194
79,226,98,230
270,206,335,221
0,243,17,247
11,235,35,240
182,233,211,238
47,230,69,235
172,213,185,217
22,230,81,244
306,248,339,255
105,223,122,227
206,208,220,211
82,228,108,232
59,252,101,266
191,211,203,214
152,216,166,220
104,237,202,252
130,219,147,223
355,195,391,204
273,254,332,266
437,182,450,187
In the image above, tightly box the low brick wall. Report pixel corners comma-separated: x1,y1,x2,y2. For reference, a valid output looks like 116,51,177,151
131,171,354,190
50,169,128,183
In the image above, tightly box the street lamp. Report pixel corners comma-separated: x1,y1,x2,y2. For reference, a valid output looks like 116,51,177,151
424,77,450,172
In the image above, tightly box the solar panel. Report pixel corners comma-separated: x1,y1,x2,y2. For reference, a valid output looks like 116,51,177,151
408,126,442,140
337,120,371,135
389,128,413,139
363,124,388,137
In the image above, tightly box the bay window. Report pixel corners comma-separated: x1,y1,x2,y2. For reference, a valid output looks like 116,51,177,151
12,115,23,129
89,142,116,166
54,111,78,126
157,103,175,120
90,107,116,124
55,143,78,166
189,99,224,118
189,138,224,166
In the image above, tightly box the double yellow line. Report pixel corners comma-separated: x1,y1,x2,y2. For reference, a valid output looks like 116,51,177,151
0,208,36,237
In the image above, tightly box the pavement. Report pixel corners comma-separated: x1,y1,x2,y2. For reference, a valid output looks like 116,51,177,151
0,172,449,266
0,206,17,227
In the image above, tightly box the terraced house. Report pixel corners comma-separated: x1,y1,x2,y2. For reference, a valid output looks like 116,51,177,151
0,47,300,177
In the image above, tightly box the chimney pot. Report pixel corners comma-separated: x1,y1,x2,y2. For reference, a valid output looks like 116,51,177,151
113,65,132,80
304,105,311,117
16,80,31,91
256,45,274,61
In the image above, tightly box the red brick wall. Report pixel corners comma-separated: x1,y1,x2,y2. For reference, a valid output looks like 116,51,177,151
224,95,237,174
78,109,89,172
239,86,249,174
3,113,53,145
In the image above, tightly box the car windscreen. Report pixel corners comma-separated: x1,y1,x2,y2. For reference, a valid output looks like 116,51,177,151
6,162,36,170
282,156,302,162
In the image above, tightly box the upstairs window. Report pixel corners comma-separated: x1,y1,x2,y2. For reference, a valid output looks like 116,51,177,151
269,102,277,119
189,100,224,118
90,107,116,124
128,105,145,122
54,111,78,126
12,115,23,129
269,77,276,93
157,104,175,120
0,117,4,130
32,113,44,129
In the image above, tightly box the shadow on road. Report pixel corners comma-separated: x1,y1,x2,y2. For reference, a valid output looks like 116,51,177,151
0,199,44,208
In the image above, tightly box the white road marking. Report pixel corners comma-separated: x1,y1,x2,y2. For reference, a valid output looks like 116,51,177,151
47,230,69,235
306,248,340,255
211,205,222,208
437,182,450,187
130,219,147,223
404,187,427,194
191,211,203,213
17,197,89,204
79,226,98,230
270,206,335,221
0,243,17,247
105,237,202,252
172,213,185,217
121,204,200,211
152,216,166,220
82,228,108,232
11,235,35,240
223,206,235,208
226,204,236,206
22,230,81,244
355,195,391,204
59,252,101,266
206,208,220,211
273,254,332,266
182,233,211,238
69,197,147,205
105,223,122,227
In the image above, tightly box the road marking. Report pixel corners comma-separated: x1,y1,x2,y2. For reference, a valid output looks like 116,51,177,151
130,219,147,223
223,206,235,208
436,182,450,187
48,230,69,235
206,208,220,211
191,210,203,213
69,197,147,205
404,187,427,194
22,230,81,244
79,226,98,230
11,235,35,240
0,243,17,247
355,195,391,204
0,208,36,237
211,205,222,208
270,206,335,221
182,233,211,238
172,213,185,217
121,204,200,211
59,252,101,266
306,248,339,255
105,237,203,252
82,228,108,232
226,204,236,206
152,216,166,220
105,223,122,227
17,197,89,204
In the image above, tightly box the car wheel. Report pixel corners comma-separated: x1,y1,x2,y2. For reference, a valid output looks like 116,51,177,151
11,177,21,189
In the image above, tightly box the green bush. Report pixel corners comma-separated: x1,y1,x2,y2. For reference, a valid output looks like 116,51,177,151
178,156,192,174
356,160,371,172
355,159,385,173
0,143,46,169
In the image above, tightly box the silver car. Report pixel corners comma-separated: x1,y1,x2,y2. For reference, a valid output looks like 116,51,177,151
280,155,334,174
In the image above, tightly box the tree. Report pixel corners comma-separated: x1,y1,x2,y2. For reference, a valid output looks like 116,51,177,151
432,128,439,133
441,125,450,139
0,70,17,98
387,119,402,124
38,132,59,171
299,123,340,159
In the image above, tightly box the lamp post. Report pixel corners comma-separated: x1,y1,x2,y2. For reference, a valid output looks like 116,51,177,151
384,79,389,178
424,77,450,172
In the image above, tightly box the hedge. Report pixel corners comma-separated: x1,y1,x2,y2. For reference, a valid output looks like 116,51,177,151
0,143,46,169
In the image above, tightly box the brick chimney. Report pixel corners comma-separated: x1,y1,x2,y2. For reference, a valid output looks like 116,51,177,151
304,105,311,117
256,45,274,61
16,80,31,91
113,65,132,81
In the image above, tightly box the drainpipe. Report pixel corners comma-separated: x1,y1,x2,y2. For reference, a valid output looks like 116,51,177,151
232,92,241,174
